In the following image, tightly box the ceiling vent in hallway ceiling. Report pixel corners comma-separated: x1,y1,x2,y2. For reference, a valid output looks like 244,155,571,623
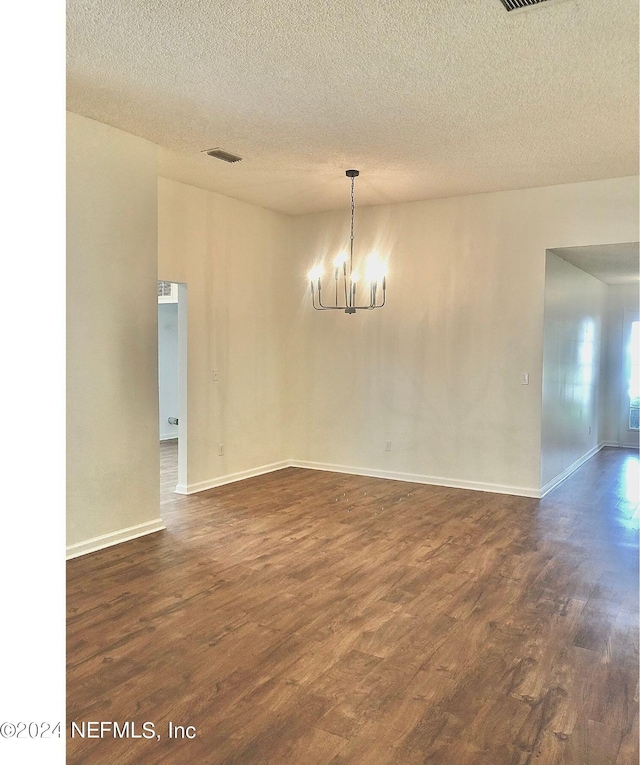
203,148,243,163
498,0,549,10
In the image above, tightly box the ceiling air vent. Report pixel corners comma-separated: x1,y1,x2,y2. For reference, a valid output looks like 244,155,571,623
498,0,549,10
203,148,243,163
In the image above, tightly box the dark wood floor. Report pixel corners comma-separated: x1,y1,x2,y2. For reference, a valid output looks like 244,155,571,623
67,445,639,764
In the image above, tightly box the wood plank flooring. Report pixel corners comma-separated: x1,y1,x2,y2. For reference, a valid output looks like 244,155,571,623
67,445,639,764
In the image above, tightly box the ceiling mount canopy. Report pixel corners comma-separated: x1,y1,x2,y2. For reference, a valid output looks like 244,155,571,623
307,170,387,314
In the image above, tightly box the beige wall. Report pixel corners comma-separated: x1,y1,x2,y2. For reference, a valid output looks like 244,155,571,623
157,178,293,490
290,177,639,496
67,112,161,553
541,253,606,490
600,283,640,447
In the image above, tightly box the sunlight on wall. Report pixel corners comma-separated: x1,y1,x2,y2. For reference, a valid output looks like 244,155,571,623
577,319,596,406
618,456,639,531
628,321,639,403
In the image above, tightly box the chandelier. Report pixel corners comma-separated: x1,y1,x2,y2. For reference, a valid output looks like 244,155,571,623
308,170,387,313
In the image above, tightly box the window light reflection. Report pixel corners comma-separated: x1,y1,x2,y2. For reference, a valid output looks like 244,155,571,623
617,457,639,531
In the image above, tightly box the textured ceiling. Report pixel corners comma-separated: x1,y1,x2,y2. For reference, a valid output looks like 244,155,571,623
67,0,639,215
550,243,640,285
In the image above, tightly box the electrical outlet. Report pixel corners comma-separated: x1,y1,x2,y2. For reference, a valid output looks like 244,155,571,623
588,425,592,435
385,440,392,451
218,443,224,456
521,372,529,385
213,369,219,381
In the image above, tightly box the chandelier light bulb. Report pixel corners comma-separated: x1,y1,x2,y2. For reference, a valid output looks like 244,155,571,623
333,251,348,269
366,254,387,284
308,266,323,282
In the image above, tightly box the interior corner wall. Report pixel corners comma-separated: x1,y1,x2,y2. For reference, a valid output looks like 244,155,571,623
157,177,293,491
289,177,639,497
600,283,640,447
67,112,161,553
540,252,606,490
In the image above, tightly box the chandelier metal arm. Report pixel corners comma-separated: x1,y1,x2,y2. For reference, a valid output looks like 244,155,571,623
312,294,386,311
343,263,349,306
311,282,341,311
310,277,386,312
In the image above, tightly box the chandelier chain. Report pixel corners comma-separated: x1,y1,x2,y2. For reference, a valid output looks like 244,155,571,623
349,176,355,298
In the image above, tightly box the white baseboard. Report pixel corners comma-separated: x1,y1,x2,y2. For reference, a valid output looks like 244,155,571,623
600,440,621,448
175,460,291,495
539,443,604,498
66,519,166,560
176,459,538,498
68,444,621,558
290,460,539,498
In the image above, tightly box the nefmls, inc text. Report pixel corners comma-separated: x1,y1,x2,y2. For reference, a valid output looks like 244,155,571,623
70,721,196,739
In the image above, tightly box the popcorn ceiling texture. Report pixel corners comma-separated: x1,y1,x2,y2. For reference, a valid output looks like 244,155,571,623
67,0,638,215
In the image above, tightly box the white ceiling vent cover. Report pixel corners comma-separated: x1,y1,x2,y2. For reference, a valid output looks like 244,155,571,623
498,0,549,10
203,148,243,163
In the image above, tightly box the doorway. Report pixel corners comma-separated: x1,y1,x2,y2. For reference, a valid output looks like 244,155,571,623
158,280,187,493
541,242,639,494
